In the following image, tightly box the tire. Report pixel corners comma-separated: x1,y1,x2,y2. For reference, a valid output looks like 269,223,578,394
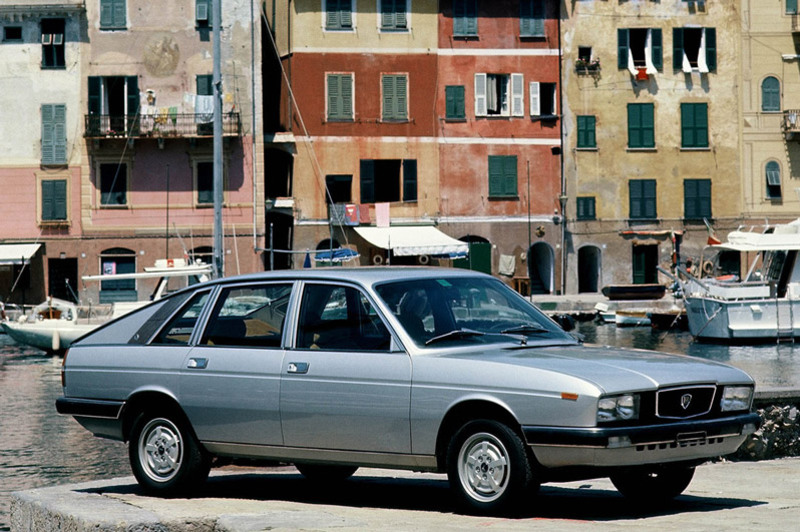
446,420,535,513
295,463,358,482
128,411,210,496
610,465,695,503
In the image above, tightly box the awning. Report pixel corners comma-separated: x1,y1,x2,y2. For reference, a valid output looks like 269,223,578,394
0,243,41,266
354,226,469,257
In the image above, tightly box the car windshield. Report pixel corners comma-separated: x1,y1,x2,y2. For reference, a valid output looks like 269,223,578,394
374,276,571,347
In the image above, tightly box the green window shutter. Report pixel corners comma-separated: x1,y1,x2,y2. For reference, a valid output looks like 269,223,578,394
113,0,126,27
328,74,341,119
503,155,518,196
454,0,476,36
643,179,657,219
705,28,716,72
628,104,653,148
489,156,517,197
382,75,407,120
41,104,66,166
651,28,663,70
341,74,352,119
41,179,67,221
788,0,798,14
101,0,126,29
618,29,629,69
641,103,654,147
684,180,698,219
42,180,55,220
196,74,213,96
577,197,595,220
88,76,102,114
126,76,139,115
445,85,465,119
41,105,55,165
340,1,352,28
382,0,404,29
762,77,780,112
698,179,711,218
682,103,708,148
673,28,684,71
629,180,641,218
360,160,375,203
488,156,503,197
520,0,544,37
402,159,417,202
577,115,596,148
630,179,656,219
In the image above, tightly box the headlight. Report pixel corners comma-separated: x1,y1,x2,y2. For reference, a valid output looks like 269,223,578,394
597,394,640,423
720,386,753,412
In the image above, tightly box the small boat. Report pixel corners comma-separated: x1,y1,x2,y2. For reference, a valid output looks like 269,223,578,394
680,218,800,341
615,309,651,327
1,258,211,352
648,308,688,331
601,284,666,301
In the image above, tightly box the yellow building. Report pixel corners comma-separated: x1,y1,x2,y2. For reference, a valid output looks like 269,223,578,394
561,1,742,293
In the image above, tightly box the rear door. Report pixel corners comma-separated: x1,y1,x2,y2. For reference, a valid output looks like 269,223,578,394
280,282,412,453
178,282,292,446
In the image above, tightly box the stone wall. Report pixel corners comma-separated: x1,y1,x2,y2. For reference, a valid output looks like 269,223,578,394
735,404,800,461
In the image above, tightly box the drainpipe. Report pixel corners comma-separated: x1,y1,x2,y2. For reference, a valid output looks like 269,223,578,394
557,2,567,295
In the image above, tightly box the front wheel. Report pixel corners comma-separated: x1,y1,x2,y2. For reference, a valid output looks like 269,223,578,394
128,412,210,496
446,420,536,513
610,465,695,503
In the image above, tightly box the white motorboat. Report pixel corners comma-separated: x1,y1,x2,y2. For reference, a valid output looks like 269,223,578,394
681,219,800,341
1,258,212,352
614,309,651,327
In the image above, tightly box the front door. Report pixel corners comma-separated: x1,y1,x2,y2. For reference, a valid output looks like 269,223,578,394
280,282,411,453
632,244,658,284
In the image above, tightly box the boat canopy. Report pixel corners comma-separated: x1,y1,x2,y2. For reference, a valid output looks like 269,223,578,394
713,219,800,252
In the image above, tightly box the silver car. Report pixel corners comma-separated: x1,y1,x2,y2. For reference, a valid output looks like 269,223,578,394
56,268,759,513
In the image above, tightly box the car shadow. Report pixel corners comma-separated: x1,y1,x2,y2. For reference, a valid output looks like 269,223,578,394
83,468,765,521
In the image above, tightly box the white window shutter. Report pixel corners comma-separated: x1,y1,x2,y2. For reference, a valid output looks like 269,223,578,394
511,73,524,117
475,73,487,117
529,81,540,116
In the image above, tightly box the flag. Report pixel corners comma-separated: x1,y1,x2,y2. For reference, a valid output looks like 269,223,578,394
704,218,721,245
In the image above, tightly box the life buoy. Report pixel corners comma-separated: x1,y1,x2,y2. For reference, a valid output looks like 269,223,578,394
702,260,714,275
418,254,430,265
372,254,384,265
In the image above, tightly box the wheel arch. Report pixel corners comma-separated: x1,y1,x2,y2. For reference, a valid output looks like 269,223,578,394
434,399,525,470
121,390,191,443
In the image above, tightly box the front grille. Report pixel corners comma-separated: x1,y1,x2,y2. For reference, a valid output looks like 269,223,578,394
656,385,716,419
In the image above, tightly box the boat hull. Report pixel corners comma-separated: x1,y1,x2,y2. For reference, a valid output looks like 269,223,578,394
601,284,666,301
1,321,96,352
684,296,800,341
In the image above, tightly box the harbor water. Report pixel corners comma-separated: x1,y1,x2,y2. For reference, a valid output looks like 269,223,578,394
2,322,800,530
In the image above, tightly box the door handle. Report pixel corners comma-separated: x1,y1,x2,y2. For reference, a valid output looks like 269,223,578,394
287,362,309,374
187,357,208,369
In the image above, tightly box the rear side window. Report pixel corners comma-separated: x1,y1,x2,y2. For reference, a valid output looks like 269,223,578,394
200,284,292,348
151,291,210,345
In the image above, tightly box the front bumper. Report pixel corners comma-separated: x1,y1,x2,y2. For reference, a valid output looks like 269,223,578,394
523,412,761,468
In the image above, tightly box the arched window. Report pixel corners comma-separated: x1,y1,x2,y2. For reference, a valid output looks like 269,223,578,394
762,77,780,112
766,161,782,199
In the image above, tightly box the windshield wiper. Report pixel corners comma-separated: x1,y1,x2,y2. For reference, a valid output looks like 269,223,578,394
425,328,485,346
500,324,549,335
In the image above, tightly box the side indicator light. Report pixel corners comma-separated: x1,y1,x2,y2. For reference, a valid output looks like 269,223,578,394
561,392,579,401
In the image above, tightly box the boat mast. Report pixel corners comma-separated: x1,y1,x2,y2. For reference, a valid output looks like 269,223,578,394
212,0,224,278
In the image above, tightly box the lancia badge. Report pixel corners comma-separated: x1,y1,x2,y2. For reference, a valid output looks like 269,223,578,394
680,393,693,410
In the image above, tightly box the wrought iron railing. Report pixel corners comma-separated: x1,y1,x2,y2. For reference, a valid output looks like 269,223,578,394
84,113,241,139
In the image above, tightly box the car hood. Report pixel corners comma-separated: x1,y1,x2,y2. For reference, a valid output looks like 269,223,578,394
429,343,755,394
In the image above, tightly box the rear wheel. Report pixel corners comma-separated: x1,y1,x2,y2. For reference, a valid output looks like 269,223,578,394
128,411,210,495
610,465,695,502
295,464,358,482
446,420,535,513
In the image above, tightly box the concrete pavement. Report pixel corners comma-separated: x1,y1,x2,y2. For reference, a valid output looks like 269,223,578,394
11,458,800,531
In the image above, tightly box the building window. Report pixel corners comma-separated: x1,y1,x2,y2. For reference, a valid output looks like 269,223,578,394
41,18,65,69
99,248,136,303
618,28,662,72
99,163,128,206
787,0,798,15
520,0,545,38
629,179,657,220
576,197,596,221
4,26,23,41
577,115,596,148
683,179,711,220
327,73,354,121
381,74,408,121
100,0,127,30
681,102,709,148
530,81,556,117
325,175,352,204
87,76,140,136
196,0,212,28
627,103,655,149
488,155,518,199
325,0,353,30
360,159,417,203
196,161,213,205
379,0,408,31
762,77,781,112
41,104,67,166
766,161,782,199
41,179,68,222
475,73,526,117
445,85,466,120
673,28,716,73
453,0,477,37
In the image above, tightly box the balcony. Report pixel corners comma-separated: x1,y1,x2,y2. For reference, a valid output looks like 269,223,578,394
783,109,800,136
793,14,800,32
84,113,241,139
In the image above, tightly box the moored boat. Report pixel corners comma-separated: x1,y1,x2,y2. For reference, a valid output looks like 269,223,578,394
601,283,666,301
614,309,651,327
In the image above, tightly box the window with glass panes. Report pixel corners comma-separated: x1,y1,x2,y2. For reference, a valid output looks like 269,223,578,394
766,161,782,199
762,77,780,112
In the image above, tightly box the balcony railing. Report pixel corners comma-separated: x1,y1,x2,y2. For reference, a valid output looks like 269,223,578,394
783,109,800,133
84,113,241,139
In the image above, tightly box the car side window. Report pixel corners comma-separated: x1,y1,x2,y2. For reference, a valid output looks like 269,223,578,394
200,283,291,348
151,291,210,345
296,284,391,352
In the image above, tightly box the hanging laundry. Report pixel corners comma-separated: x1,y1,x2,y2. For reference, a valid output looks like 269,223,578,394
195,95,214,123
